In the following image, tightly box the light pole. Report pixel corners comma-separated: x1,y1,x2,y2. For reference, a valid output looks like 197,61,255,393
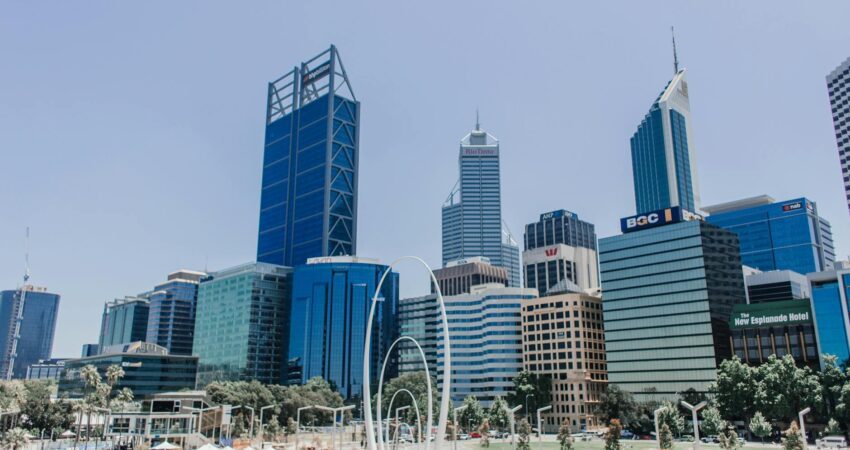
654,407,665,445
508,405,522,450
799,407,812,443
525,394,533,422
316,404,356,450
296,405,314,450
536,405,552,441
394,406,411,450
259,405,276,441
453,404,469,450
681,401,707,450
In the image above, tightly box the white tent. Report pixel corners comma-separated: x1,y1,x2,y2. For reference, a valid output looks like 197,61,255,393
152,441,181,450
196,444,219,450
59,430,76,438
221,446,236,450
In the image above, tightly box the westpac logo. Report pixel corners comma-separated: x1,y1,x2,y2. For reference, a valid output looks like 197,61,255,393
621,207,681,233
544,247,559,257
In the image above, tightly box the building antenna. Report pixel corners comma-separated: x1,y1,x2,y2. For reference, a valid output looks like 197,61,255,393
475,109,480,131
7,227,31,380
23,227,30,284
671,26,680,73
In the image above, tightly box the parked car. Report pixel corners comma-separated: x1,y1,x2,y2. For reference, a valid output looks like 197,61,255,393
677,435,695,442
458,433,470,440
469,431,481,438
816,436,848,449
702,435,719,443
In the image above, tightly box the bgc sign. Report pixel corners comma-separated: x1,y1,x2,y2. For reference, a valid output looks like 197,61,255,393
620,207,683,233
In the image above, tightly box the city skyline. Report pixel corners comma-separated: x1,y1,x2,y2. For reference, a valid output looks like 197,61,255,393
2,1,849,358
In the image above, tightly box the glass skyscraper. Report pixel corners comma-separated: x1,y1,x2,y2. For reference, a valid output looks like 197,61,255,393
257,45,359,267
0,286,60,379
442,122,521,287
600,217,746,401
98,296,150,352
523,210,600,294
808,265,850,366
193,262,292,386
145,270,206,356
827,57,850,215
630,68,701,214
287,257,398,399
704,196,835,275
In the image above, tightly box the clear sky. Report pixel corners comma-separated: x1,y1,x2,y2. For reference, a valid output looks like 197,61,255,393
2,1,849,357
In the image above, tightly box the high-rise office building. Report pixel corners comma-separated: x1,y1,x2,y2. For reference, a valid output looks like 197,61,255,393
745,270,811,304
521,292,607,432
397,294,439,375
26,358,67,381
0,286,60,379
436,284,536,407
257,45,359,267
287,257,399,399
145,270,206,356
432,257,508,296
827,57,850,215
807,263,850,365
523,209,599,294
704,196,835,274
442,122,521,287
193,263,292,386
630,68,700,214
98,296,150,351
600,208,746,401
81,344,100,357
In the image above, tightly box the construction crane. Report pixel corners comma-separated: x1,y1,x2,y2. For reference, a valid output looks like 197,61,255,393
6,227,30,380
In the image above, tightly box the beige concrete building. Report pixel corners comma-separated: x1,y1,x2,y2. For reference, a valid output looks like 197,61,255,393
432,257,508,296
521,291,607,432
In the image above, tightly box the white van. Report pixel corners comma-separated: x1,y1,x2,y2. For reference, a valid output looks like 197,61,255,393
816,436,848,449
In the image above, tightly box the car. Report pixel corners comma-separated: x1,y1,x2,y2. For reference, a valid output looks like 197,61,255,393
701,435,717,443
677,435,695,442
817,436,848,449
469,432,481,438
458,433,470,440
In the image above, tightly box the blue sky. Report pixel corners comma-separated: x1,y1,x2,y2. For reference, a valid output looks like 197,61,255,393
2,1,849,357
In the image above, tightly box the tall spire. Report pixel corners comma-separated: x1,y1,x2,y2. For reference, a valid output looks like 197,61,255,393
475,109,480,131
23,227,30,284
671,26,680,73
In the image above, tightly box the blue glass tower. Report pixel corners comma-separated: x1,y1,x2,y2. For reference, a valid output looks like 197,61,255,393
98,297,150,351
631,69,701,214
287,257,399,399
257,45,359,267
0,287,60,379
145,270,206,356
808,267,850,366
704,196,835,275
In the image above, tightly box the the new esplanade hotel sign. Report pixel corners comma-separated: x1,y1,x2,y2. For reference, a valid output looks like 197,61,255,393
729,300,813,329
620,206,703,233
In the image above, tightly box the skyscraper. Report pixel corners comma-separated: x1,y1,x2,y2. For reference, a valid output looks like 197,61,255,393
145,269,206,356
442,121,521,287
630,68,700,214
97,297,150,350
0,286,60,379
287,257,398,399
257,45,359,267
523,210,599,294
827,57,850,215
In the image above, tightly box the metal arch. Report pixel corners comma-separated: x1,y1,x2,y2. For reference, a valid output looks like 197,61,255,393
363,256,452,450
377,336,431,450
384,388,422,449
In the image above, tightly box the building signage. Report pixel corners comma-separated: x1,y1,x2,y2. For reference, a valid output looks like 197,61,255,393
729,300,813,329
544,247,559,257
301,62,331,87
540,210,576,221
620,207,682,233
462,147,498,157
782,201,803,212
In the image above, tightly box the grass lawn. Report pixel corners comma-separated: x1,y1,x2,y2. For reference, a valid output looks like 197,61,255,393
457,439,779,450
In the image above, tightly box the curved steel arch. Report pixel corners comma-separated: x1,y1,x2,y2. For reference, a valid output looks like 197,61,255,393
384,388,422,449
377,336,431,450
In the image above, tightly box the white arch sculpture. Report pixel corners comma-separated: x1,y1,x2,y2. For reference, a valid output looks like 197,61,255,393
384,388,422,448
377,336,431,449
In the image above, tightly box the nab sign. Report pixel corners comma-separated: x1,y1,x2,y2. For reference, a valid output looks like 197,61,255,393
620,207,683,233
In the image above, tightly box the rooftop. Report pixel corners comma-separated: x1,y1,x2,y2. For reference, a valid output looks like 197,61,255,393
701,195,775,215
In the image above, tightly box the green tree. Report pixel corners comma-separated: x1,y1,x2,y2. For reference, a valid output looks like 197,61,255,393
781,421,805,450
820,355,847,417
713,356,756,422
507,371,551,423
718,425,742,450
825,418,842,436
18,381,74,436
1,428,29,450
595,385,639,426
659,423,674,450
517,418,532,450
605,419,623,450
479,419,491,448
286,417,297,435
558,421,574,450
0,381,25,414
458,395,485,432
372,372,436,426
755,355,823,423
488,396,509,430
701,406,724,437
264,415,280,440
679,388,708,407
749,412,772,443
657,401,685,436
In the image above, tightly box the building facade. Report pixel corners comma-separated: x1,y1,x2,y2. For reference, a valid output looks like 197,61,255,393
521,292,607,433
432,257,508,296
827,57,850,215
441,122,521,287
704,196,835,275
26,358,67,380
59,342,197,399
98,297,150,351
0,286,61,379
523,210,599,294
81,344,100,357
600,212,746,401
524,210,597,253
193,262,292,386
257,45,359,267
145,270,206,356
729,300,819,369
287,257,399,399
745,270,811,304
631,68,700,214
397,294,439,375
808,265,850,365
436,284,537,407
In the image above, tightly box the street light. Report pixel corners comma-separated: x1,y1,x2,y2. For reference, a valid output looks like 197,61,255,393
508,405,523,450
525,394,533,422
453,404,469,450
316,404,356,450
654,407,665,445
681,401,707,450
799,407,812,443
296,405,314,450
536,405,552,441
259,405,276,441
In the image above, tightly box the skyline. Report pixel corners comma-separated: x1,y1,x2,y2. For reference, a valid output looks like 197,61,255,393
2,1,850,358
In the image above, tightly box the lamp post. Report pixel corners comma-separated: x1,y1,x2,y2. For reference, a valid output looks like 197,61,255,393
508,405,522,450
315,404,356,450
259,405,276,442
799,407,812,443
681,401,707,450
654,407,665,446
453,404,468,450
536,405,552,441
296,405,314,450
525,394,533,422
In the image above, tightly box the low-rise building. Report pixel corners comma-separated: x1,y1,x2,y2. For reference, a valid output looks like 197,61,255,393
433,257,508,296
729,300,819,369
26,358,67,380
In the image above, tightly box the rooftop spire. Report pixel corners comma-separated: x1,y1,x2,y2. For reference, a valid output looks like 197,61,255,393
671,26,680,73
475,109,480,131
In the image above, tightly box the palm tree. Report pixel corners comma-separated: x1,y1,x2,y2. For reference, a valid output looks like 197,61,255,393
2,427,30,450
